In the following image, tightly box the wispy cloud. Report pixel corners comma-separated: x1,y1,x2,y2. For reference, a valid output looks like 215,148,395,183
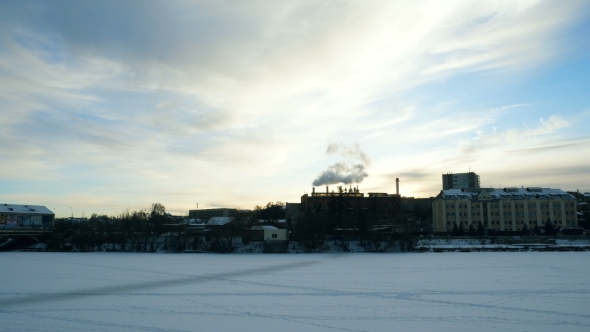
460,115,571,154
1,0,589,215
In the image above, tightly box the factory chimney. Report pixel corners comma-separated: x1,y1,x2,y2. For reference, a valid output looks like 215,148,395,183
396,178,399,195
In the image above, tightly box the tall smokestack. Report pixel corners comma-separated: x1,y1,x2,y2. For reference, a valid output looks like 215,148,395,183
326,186,328,193
396,178,399,195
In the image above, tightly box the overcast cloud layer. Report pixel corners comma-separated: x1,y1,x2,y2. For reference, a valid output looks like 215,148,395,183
1,0,589,216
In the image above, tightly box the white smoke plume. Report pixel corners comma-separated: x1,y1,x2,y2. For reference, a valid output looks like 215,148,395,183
312,143,370,186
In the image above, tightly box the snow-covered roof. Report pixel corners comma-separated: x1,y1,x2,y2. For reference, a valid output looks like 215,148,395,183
257,219,286,223
440,188,574,201
207,217,233,225
0,204,54,215
251,225,278,230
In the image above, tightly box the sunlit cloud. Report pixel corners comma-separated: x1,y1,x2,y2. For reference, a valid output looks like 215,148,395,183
0,0,589,216
460,115,571,154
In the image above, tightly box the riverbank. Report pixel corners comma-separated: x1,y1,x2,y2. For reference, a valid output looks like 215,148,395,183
9,235,590,253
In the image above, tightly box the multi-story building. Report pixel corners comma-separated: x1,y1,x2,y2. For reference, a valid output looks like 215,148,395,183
401,197,435,230
442,172,480,190
188,208,236,221
567,191,590,229
432,187,578,233
300,186,401,220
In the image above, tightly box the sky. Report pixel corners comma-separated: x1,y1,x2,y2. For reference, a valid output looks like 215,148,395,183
1,0,590,217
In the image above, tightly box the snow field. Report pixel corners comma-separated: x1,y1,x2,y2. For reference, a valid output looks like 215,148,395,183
0,252,589,331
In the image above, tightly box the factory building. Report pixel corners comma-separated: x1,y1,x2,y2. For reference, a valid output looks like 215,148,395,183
0,204,54,229
300,179,402,220
432,187,578,233
442,172,480,190
188,208,236,222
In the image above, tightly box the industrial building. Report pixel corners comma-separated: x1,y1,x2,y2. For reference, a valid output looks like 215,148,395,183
0,204,54,228
188,208,236,221
442,172,480,190
300,180,402,220
432,187,578,233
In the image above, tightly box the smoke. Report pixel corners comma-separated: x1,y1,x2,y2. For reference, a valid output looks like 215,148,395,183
312,143,370,186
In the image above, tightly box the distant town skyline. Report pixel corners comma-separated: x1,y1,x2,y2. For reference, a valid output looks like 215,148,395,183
1,1,590,217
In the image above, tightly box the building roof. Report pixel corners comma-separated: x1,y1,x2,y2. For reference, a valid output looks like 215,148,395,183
439,188,575,201
0,204,54,215
207,217,233,225
251,225,278,230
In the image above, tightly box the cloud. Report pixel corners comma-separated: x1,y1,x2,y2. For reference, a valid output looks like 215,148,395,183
0,1,589,215
460,115,571,154
325,143,371,166
312,163,369,187
503,135,590,155
312,143,370,186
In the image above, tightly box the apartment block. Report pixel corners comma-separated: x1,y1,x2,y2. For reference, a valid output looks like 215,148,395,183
432,187,577,232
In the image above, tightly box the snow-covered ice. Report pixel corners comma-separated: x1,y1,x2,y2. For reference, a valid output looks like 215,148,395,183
1,252,589,331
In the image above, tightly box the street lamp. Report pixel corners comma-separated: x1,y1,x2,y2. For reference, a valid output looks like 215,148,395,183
69,207,73,221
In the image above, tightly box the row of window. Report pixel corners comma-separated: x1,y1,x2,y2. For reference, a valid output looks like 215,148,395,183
445,203,575,210
446,220,575,226
447,210,573,218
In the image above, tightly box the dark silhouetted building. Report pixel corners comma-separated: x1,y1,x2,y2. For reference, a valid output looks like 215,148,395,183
442,172,480,190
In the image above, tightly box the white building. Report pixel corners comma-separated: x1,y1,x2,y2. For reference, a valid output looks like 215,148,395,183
432,187,578,232
250,225,288,241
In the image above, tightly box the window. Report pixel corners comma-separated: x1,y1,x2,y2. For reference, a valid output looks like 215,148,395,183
272,234,277,239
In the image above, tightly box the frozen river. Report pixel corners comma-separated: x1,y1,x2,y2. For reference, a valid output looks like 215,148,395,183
1,252,589,331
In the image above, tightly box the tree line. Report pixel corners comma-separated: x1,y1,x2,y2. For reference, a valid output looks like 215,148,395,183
50,203,171,252
49,202,289,252
47,198,419,252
